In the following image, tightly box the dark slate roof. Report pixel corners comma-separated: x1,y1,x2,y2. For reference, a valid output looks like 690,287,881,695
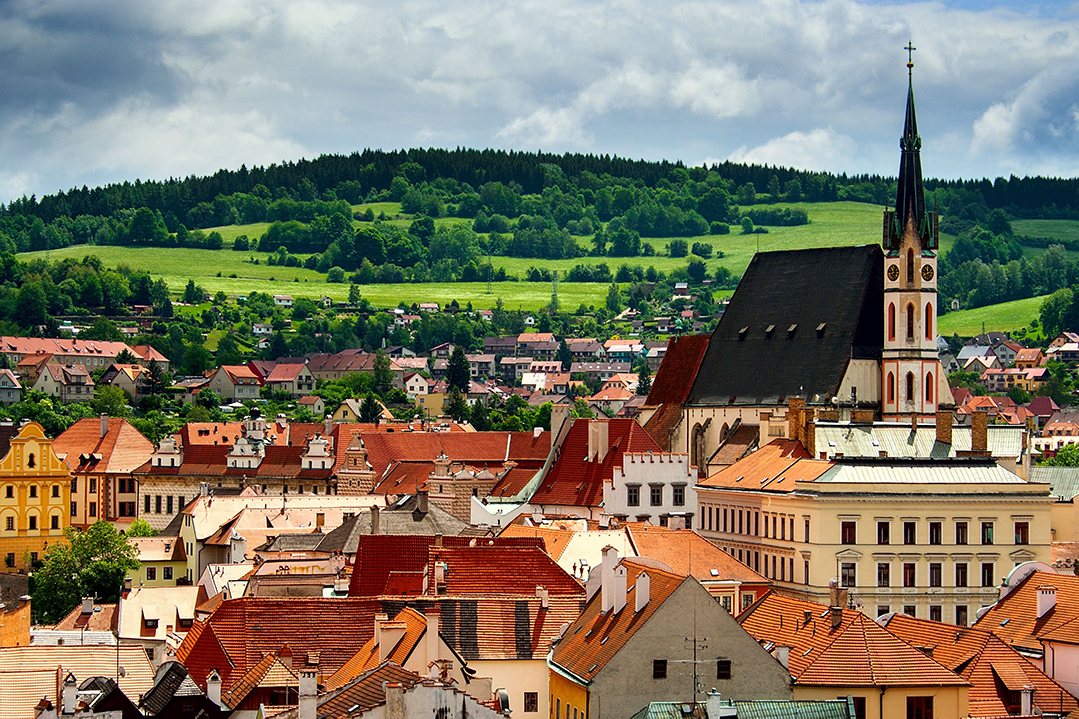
735,699,857,719
316,496,467,554
1029,466,1079,501
139,661,203,715
260,533,325,552
687,245,883,407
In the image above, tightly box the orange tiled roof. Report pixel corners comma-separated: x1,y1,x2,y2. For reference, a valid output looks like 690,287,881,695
973,569,1079,653
52,417,154,474
625,525,768,585
426,545,583,597
324,607,429,690
498,524,577,560
699,439,830,492
880,613,1078,718
551,559,686,681
53,602,118,632
265,363,310,383
739,593,968,688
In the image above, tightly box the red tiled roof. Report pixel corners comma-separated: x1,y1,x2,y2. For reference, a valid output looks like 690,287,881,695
221,365,260,383
132,443,332,480
53,417,154,474
265,363,309,383
530,419,661,508
0,336,132,357
426,545,583,596
973,570,1079,652
642,403,682,451
699,439,829,492
324,607,429,690
881,613,1078,718
645,335,710,405
739,593,968,688
551,559,686,681
53,602,118,632
132,345,169,363
626,525,768,585
317,664,423,719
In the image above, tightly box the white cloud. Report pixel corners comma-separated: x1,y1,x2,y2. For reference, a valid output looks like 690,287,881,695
728,128,858,172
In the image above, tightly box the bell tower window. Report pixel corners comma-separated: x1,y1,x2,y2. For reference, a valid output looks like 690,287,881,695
906,304,914,340
888,303,895,341
924,302,933,340
907,249,915,283
905,372,915,402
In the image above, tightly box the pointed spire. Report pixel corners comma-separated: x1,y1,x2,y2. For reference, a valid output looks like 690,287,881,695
894,48,927,240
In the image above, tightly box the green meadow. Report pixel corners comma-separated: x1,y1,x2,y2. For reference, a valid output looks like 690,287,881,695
938,295,1046,336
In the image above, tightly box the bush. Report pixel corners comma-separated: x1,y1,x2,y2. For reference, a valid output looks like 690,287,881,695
691,242,713,258
233,235,250,251
327,267,346,283
668,239,688,257
710,222,730,235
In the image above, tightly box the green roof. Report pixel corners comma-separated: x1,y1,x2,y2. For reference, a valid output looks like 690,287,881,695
1029,466,1079,501
629,699,856,719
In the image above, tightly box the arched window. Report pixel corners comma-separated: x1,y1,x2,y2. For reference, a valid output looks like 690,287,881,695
924,302,933,340
907,249,915,283
906,304,915,340
906,372,915,402
888,303,896,341
887,372,895,403
925,372,934,403
27,453,35,469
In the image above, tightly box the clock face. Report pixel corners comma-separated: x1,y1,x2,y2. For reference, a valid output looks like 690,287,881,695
887,264,900,281
921,264,935,281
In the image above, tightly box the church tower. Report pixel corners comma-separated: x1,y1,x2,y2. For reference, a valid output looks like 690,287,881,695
881,51,949,421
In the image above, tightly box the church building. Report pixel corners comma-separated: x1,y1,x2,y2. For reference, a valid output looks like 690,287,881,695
641,64,950,471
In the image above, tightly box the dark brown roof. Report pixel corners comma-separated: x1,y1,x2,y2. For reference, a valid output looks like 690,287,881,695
645,335,710,405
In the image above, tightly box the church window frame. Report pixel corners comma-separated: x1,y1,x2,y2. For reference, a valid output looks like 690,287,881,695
905,372,915,402
887,372,895,403
925,372,934,403
924,302,933,340
888,303,896,341
906,303,915,340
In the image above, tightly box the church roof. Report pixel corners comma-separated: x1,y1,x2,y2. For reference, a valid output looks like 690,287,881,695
886,69,936,250
687,244,883,407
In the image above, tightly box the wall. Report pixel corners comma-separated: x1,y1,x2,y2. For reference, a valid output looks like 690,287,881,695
794,684,967,719
605,453,696,526
0,599,30,647
548,668,589,719
1044,641,1079,700
471,658,549,718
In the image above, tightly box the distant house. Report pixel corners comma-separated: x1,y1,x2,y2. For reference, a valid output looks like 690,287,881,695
0,370,22,405
404,373,432,400
206,365,261,401
252,323,272,336
418,302,440,313
100,363,149,400
298,395,325,416
32,364,94,403
429,342,455,358
263,362,315,398
465,353,496,378
273,294,293,308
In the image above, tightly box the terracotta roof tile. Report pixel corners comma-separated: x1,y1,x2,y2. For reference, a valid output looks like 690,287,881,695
699,439,829,492
973,569,1079,653
625,525,768,585
316,664,423,719
324,607,429,690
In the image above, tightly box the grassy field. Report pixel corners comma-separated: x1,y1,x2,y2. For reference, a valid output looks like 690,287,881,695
1013,219,1079,241
938,295,1045,336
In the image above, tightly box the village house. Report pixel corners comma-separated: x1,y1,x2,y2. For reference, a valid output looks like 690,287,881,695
99,363,150,400
262,361,316,397
128,535,188,587
466,353,497,378
206,364,262,401
32,363,95,403
118,585,204,666
603,452,696,528
297,394,325,415
273,294,294,308
0,370,22,405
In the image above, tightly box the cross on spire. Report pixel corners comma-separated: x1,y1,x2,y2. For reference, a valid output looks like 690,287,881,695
905,41,916,75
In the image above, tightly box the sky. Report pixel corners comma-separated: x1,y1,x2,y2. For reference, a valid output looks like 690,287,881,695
2,0,1079,204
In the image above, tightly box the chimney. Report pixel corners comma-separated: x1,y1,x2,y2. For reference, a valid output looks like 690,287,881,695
972,410,989,454
206,670,222,708
635,572,650,612
425,608,439,668
385,683,407,719
416,490,429,515
588,421,609,463
787,397,805,440
370,506,380,535
1037,585,1057,618
936,408,953,445
374,613,388,639
536,586,549,610
830,606,842,630
62,672,77,714
612,565,628,614
324,417,333,435
551,404,571,444
600,546,619,613
707,691,735,719
759,411,772,446
803,610,812,627
775,645,790,670
81,597,93,615
1021,687,1034,716
99,413,108,439
298,670,318,719
804,410,816,458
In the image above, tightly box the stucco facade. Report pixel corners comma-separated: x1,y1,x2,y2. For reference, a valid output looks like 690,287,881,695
0,422,71,573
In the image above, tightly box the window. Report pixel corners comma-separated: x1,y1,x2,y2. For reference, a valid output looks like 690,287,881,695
887,372,895,403
907,696,933,719
155,495,162,513
144,616,157,628
145,495,151,514
650,485,662,507
27,453,34,468
929,563,942,588
146,567,156,581
955,521,968,545
804,518,810,543
904,605,916,617
627,486,639,507
163,567,173,580
50,515,58,530
903,563,916,587
653,659,667,679
4,517,11,531
929,605,942,622
905,371,914,401
804,560,810,585
925,372,934,403
70,478,76,493
179,618,193,629
1015,521,1029,545
721,596,732,612
840,563,856,588
888,302,896,340
556,699,560,719
672,485,685,507
956,606,968,627
982,563,994,588
89,502,96,517
743,593,754,610
877,606,890,618
29,485,36,498
851,698,867,719
925,303,933,340
906,304,914,340
51,485,59,498
929,522,941,545
4,553,12,568
70,502,76,517
907,248,915,283
524,693,538,713
4,485,11,498
716,659,731,679
877,521,890,545
955,563,968,588
877,563,890,587
89,477,96,493
903,521,916,545
981,522,994,545
28,515,36,530
841,521,857,544
167,495,174,514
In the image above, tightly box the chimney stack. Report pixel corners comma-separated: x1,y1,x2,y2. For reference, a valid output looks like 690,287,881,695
775,645,790,670
600,545,618,613
588,421,609,463
830,606,842,630
298,671,318,719
81,597,93,615
536,586,549,610
62,672,77,714
972,410,989,455
1037,585,1057,618
936,408,953,445
612,565,628,614
370,506,380,535
416,490,429,515
206,670,222,707
635,572,650,612
100,413,108,439
788,397,805,440
424,608,439,668
551,404,571,445
804,409,816,457
1021,687,1034,716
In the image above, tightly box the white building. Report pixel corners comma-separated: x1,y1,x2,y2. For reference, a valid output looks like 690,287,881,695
604,452,697,527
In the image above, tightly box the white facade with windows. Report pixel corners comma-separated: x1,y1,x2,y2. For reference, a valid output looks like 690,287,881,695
604,452,696,527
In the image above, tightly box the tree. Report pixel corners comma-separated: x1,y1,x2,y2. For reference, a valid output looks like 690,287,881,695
80,318,124,342
447,346,470,393
668,239,688,258
144,358,168,395
30,521,140,624
183,280,205,304
606,284,622,314
1043,443,1079,467
557,340,573,371
373,349,393,396
470,400,492,431
93,386,130,417
741,217,755,234
687,259,707,284
348,283,361,305
636,364,652,396
446,390,470,422
115,348,138,365
126,518,158,537
359,395,383,423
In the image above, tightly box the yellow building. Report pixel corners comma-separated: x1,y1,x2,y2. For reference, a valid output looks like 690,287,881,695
127,536,188,587
0,422,71,572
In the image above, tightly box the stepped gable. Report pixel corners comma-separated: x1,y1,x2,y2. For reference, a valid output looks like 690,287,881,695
880,613,1078,718
687,245,884,407
739,592,967,688
530,418,661,508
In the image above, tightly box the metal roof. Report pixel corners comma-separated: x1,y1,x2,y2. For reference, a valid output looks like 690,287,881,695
1029,466,1079,501
815,461,1030,485
735,699,856,719
814,423,1024,460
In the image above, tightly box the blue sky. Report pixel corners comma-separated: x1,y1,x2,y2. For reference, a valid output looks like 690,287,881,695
2,0,1079,203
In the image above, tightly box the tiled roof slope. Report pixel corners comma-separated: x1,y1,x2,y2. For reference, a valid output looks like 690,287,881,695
699,439,829,492
53,602,118,632
645,335,710,405
739,593,967,688
133,443,332,480
973,569,1079,652
311,663,422,719
642,403,683,451
688,245,884,407
880,613,1078,718
531,419,661,508
54,416,154,472
497,523,577,560
626,525,767,584
551,559,685,681
324,607,429,690
426,545,583,596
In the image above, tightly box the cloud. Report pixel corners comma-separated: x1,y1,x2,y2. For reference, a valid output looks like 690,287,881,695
3,0,1079,201
728,128,858,172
